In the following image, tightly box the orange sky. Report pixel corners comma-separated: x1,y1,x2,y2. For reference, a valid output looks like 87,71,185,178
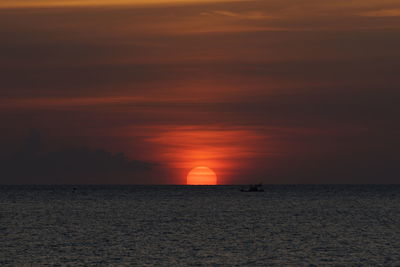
0,0,399,184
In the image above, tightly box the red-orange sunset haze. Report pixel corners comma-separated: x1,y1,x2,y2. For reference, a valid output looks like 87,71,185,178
0,0,399,184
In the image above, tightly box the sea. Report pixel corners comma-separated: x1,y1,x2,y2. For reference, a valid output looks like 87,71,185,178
0,185,399,266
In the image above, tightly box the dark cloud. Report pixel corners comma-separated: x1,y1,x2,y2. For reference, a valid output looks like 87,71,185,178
0,130,156,184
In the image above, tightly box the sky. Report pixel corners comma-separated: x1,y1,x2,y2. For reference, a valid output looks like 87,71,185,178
0,0,399,184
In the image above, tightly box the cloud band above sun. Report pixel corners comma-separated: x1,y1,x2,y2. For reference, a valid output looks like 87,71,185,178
0,0,245,8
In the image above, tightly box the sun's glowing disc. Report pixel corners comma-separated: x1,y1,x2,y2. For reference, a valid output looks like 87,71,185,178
187,166,217,185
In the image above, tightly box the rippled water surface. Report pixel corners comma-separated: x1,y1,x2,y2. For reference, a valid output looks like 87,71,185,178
1,185,399,266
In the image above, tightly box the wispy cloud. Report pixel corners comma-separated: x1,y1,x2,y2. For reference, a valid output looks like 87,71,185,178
360,8,400,17
203,10,274,20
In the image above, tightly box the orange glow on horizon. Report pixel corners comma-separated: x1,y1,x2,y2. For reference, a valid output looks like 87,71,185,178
187,166,217,185
122,125,270,184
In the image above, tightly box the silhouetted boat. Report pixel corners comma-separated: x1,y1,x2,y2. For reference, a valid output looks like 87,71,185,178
240,183,264,192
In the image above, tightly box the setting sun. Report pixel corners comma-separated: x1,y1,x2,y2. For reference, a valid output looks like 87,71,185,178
187,166,217,185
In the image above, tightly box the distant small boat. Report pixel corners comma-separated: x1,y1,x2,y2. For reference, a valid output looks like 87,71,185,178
240,183,264,192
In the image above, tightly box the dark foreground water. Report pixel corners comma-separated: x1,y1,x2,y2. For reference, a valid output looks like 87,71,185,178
0,185,399,266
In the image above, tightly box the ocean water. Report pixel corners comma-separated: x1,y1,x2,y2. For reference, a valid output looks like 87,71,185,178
0,185,399,266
